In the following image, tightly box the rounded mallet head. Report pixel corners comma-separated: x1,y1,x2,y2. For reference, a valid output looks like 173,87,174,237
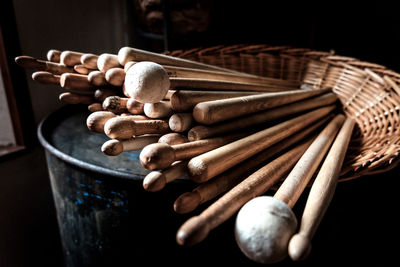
124,61,170,103
234,196,298,264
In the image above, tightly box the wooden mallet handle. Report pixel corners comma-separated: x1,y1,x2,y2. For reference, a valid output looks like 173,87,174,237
101,135,161,156
274,114,346,208
104,117,169,139
32,71,60,84
15,56,75,75
288,117,355,261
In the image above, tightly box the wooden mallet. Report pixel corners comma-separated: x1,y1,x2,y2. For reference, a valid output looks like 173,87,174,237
234,115,345,264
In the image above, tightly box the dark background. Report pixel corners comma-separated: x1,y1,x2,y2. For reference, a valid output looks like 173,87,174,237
1,1,399,266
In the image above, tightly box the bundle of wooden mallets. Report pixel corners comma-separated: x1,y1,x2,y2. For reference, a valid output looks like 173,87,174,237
16,47,355,264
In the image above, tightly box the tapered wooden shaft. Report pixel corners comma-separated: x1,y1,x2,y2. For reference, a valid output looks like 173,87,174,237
101,135,161,156
193,88,331,125
288,118,355,261
170,90,259,112
118,47,248,74
32,71,60,85
188,93,337,140
15,56,75,75
59,92,94,105
187,106,335,183
274,114,345,208
140,133,245,170
176,139,314,246
174,117,330,214
60,73,95,91
104,117,169,139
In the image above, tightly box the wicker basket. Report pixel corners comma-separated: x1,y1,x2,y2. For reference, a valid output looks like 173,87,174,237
166,44,400,182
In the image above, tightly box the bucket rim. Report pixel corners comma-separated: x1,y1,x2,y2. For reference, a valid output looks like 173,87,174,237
37,105,144,181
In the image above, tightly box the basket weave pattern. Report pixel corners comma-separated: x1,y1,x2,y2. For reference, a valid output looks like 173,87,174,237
167,44,400,181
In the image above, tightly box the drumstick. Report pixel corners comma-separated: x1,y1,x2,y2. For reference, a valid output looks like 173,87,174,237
15,56,75,75
188,92,338,140
169,113,193,132
193,88,331,125
118,47,250,75
104,117,169,139
74,64,92,75
170,90,260,112
60,73,95,91
86,111,117,133
102,96,128,114
288,118,355,261
60,50,84,66
234,115,345,264
144,101,173,118
97,53,121,73
176,138,314,247
187,105,336,183
139,133,246,170
46,49,61,62
173,116,331,214
101,135,161,156
143,160,188,192
126,98,145,114
81,53,99,69
88,71,108,86
88,103,103,112
124,62,290,103
59,92,94,105
105,67,125,86
32,71,60,85
158,133,189,145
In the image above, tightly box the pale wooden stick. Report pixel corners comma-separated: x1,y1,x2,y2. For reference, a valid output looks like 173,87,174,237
104,117,169,139
74,64,92,75
102,96,128,114
188,93,337,140
60,50,84,66
59,92,94,105
187,106,336,183
105,67,125,86
274,114,346,207
60,73,95,91
101,135,161,156
140,133,246,170
143,160,189,192
144,101,173,118
88,71,108,86
118,47,249,74
32,71,60,85
193,88,331,125
15,56,75,75
176,138,314,246
81,53,99,69
86,111,117,133
170,90,260,112
173,116,331,214
234,115,345,264
288,118,355,261
97,53,121,73
46,49,61,62
169,113,194,132
158,133,188,145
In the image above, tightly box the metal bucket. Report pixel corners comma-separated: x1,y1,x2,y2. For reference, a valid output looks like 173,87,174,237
37,105,248,267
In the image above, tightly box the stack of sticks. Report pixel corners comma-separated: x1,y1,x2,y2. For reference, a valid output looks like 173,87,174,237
16,47,354,263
